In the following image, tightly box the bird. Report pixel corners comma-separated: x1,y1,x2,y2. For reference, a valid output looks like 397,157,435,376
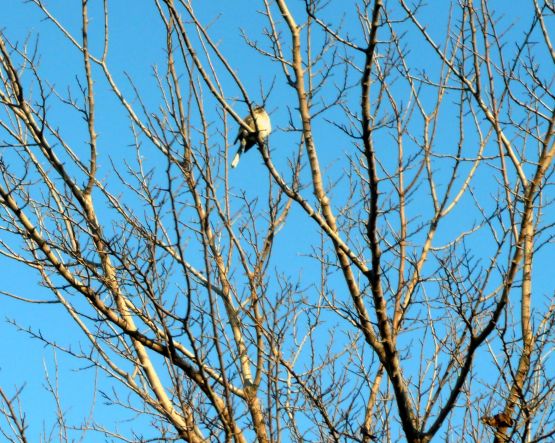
231,106,271,168
481,411,514,428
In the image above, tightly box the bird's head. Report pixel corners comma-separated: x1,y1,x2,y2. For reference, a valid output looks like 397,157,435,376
252,105,265,114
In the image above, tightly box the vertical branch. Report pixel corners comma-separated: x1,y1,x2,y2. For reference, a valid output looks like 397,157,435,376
360,1,420,440
492,110,555,442
81,0,97,196
273,0,379,349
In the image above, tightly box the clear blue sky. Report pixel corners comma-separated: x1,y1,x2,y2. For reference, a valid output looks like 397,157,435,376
1,1,552,441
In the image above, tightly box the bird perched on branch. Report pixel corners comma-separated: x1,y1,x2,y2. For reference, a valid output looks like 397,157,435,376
481,411,514,429
231,106,271,168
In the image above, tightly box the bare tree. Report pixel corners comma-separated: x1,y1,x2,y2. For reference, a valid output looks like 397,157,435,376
0,0,554,442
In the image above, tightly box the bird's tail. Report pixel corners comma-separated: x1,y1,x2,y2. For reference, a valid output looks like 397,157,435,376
231,147,242,168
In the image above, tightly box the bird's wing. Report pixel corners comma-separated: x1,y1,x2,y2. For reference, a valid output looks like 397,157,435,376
235,114,255,144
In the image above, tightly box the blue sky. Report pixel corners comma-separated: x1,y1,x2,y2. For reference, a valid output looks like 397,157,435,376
1,1,553,441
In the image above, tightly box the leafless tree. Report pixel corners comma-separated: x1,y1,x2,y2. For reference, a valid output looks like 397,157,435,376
0,1,554,442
